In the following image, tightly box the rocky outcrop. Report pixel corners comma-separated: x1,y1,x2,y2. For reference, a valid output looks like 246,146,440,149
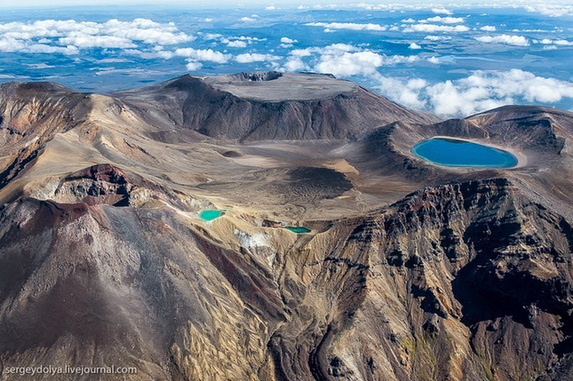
266,178,572,381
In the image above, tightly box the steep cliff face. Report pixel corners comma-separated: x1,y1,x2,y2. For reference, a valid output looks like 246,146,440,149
267,178,572,381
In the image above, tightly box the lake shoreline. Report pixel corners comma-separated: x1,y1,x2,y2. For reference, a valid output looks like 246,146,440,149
414,136,527,169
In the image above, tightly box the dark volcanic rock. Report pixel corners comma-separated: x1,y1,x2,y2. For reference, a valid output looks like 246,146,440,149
113,72,437,141
261,167,353,203
55,164,134,206
264,178,572,381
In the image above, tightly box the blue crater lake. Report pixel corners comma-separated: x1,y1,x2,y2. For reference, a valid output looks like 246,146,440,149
199,210,223,222
412,138,518,168
285,226,311,234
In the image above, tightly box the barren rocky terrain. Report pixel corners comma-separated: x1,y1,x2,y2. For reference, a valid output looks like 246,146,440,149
0,72,571,380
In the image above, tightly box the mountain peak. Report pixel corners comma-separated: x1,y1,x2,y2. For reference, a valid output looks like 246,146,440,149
111,72,437,141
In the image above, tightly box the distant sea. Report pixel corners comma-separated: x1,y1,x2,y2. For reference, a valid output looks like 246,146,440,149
0,4,571,116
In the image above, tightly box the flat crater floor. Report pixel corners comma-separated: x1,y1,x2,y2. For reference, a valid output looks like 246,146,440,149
203,72,358,102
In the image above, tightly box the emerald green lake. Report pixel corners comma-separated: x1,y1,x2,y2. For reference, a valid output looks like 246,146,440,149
285,226,311,234
412,138,518,168
199,210,223,222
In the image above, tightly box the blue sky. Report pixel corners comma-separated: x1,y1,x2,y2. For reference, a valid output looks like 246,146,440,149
0,1,571,116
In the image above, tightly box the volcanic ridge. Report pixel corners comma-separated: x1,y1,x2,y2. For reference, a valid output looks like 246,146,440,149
0,72,571,381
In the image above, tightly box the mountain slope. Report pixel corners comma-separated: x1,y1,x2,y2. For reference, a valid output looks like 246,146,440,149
0,82,90,189
0,74,571,381
113,72,438,141
0,178,570,381
268,178,572,381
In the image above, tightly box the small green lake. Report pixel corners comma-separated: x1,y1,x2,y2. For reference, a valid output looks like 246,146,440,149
412,138,518,168
199,210,223,222
285,226,311,234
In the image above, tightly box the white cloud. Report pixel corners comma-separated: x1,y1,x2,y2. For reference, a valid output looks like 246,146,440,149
431,7,453,15
280,37,297,44
265,5,277,11
408,43,421,50
283,56,307,72
238,36,265,42
174,47,230,63
311,44,418,77
281,43,420,77
475,34,529,47
97,58,130,63
240,17,256,22
427,56,440,64
221,35,266,44
373,69,573,117
536,38,573,46
24,62,53,69
403,24,469,33
314,51,383,76
424,35,451,41
480,26,496,32
185,61,203,71
235,53,280,63
279,36,297,48
427,70,572,115
227,40,247,48
423,16,464,24
289,48,313,57
0,37,78,54
94,67,165,77
425,80,502,116
0,18,192,55
202,33,222,40
523,4,573,17
58,35,136,48
512,28,548,33
305,22,386,32
101,19,192,45
373,75,428,109
383,55,419,65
